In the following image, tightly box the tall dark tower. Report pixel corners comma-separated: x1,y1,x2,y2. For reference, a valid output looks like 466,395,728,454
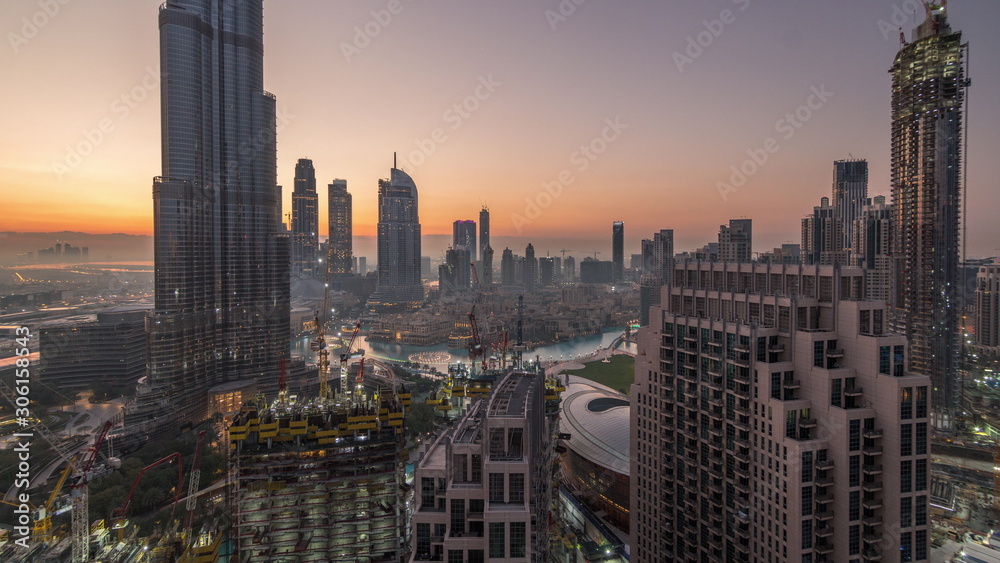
291,158,319,278
479,206,491,280
612,221,625,283
890,2,967,428
368,157,423,310
524,243,537,291
140,0,289,429
832,159,869,251
328,179,352,275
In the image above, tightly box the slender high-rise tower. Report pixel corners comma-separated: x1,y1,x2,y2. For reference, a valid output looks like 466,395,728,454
833,159,869,251
327,179,352,275
140,0,289,429
368,158,423,310
291,158,319,278
452,220,477,262
479,206,491,280
612,221,624,283
524,243,537,291
890,3,967,428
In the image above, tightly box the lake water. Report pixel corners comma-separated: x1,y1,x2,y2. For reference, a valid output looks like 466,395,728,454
291,327,629,368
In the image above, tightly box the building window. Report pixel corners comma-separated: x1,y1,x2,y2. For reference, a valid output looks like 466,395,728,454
894,345,905,377
849,455,860,487
449,550,464,563
814,341,825,368
450,499,465,535
879,346,890,375
421,478,435,508
860,310,870,334
471,454,482,483
510,522,526,558
849,490,860,521
489,522,505,559
916,423,927,455
901,460,912,493
849,420,860,451
831,378,842,407
901,387,912,420
468,550,484,563
901,424,912,456
489,473,504,503
849,524,860,555
509,473,525,504
802,451,813,482
801,486,813,516
916,386,927,418
802,519,813,549
772,371,781,400
901,496,912,527
417,523,431,557
916,529,928,560
901,531,912,562
916,459,927,491
916,495,927,526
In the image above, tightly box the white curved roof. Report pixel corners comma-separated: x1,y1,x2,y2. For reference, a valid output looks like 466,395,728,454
560,375,630,476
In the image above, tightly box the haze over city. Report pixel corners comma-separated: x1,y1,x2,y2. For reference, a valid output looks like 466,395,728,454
3,0,1000,257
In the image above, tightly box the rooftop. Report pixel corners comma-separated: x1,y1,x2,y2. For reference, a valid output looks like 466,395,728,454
561,375,630,476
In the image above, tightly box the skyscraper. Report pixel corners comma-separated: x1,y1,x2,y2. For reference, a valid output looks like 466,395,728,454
853,196,893,303
833,159,869,250
801,196,840,265
718,218,753,262
291,158,319,278
453,219,477,262
501,248,516,287
368,159,424,310
631,261,931,562
639,229,674,326
612,221,624,283
327,178,352,275
480,206,491,280
481,244,494,286
975,264,1000,352
890,3,967,428
564,255,576,282
524,243,537,291
140,0,290,429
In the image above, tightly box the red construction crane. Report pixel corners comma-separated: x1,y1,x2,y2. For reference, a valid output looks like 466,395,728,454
70,420,113,562
111,453,184,540
183,431,208,539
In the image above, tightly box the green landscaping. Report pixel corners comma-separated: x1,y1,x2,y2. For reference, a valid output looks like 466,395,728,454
564,355,635,395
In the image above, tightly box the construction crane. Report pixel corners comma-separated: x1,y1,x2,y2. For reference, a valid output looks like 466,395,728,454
33,453,78,545
183,431,208,540
559,249,571,260
70,420,114,563
111,453,184,541
468,263,487,373
340,321,364,403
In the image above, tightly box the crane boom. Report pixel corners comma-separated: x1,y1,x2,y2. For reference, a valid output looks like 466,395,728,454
111,453,184,540
183,431,208,538
341,321,364,402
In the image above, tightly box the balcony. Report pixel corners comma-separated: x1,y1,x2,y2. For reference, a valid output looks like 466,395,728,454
782,380,801,390
815,511,834,521
863,498,883,510
844,386,863,397
863,446,883,456
863,533,882,545
863,515,883,527
769,344,785,353
815,525,833,538
863,546,883,561
862,481,883,493
863,429,883,440
863,464,883,475
825,348,844,358
815,542,834,555
815,493,834,505
800,418,817,428
816,459,834,471
815,475,834,486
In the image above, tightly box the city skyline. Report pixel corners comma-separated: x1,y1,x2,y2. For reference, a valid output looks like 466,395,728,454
3,1,1000,257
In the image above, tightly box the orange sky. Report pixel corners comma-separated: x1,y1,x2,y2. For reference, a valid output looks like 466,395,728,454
2,0,999,257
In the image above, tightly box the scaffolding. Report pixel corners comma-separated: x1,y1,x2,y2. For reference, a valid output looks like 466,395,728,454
228,393,407,562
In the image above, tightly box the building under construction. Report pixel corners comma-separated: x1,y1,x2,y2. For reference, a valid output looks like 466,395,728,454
227,390,409,562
